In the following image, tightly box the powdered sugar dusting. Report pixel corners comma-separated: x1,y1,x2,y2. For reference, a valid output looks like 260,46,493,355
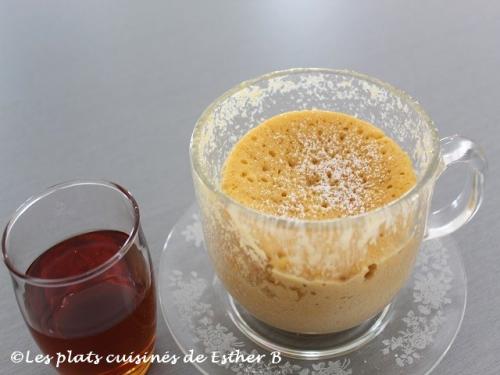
221,111,410,220
296,138,383,216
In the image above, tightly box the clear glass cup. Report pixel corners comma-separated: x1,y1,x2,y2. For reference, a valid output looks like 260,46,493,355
190,68,486,357
2,180,156,375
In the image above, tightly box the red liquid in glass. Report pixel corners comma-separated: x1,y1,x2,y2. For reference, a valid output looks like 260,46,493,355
24,230,156,375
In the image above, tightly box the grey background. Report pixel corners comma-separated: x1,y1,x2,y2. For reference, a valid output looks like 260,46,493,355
0,0,499,374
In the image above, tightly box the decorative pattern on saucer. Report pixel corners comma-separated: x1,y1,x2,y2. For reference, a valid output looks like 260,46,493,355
160,206,466,375
381,240,453,367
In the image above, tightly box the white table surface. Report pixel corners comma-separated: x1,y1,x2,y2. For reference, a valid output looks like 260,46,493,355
0,1,499,374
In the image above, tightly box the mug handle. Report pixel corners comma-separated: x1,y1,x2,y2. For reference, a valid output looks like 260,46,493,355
424,135,487,240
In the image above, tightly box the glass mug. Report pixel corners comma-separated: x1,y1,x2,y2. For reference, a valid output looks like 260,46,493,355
190,69,486,353
2,180,156,375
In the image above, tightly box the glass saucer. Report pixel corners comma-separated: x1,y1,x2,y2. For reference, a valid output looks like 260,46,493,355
159,204,466,375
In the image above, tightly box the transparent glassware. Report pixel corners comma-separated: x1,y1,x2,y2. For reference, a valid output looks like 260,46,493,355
190,69,486,358
159,205,467,372
2,180,156,375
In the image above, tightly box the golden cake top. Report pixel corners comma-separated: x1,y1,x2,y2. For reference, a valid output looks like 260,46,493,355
222,110,416,220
